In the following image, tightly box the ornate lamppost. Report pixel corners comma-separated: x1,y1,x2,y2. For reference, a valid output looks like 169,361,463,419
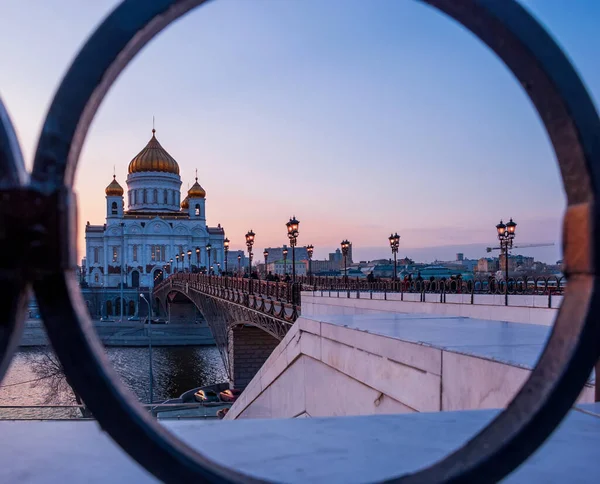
180,251,185,273
496,218,517,305
282,247,288,276
217,262,221,275
175,254,179,273
206,244,212,274
237,254,241,276
341,240,351,284
263,249,269,278
223,237,230,274
169,258,173,275
389,233,400,282
187,249,192,272
286,216,300,283
307,244,314,283
245,230,255,276
195,247,200,272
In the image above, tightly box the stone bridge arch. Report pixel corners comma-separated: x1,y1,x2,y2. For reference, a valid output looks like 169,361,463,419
154,284,289,388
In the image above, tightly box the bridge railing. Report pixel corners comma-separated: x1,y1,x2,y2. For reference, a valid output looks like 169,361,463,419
155,273,300,306
297,275,565,295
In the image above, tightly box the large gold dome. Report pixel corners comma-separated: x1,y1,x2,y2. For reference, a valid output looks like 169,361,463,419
105,176,124,196
181,196,189,210
188,178,206,198
128,129,180,175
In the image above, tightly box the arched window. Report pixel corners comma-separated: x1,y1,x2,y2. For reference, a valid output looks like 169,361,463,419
106,300,113,316
111,202,117,215
153,189,158,204
163,189,168,204
128,300,135,316
94,273,99,283
195,204,200,216
131,270,140,288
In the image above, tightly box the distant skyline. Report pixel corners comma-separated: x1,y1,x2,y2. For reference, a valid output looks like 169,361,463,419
0,1,598,262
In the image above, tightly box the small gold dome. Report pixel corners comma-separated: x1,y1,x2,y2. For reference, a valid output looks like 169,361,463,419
105,176,124,196
188,178,206,198
128,129,180,175
181,196,189,210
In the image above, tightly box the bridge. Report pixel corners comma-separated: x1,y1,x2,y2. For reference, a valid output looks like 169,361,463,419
153,274,300,388
154,273,571,388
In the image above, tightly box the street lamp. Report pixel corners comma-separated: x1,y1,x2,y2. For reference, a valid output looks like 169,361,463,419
139,293,153,404
283,247,288,276
187,249,192,272
180,251,185,272
388,233,400,281
263,249,269,278
497,218,517,279
217,262,221,274
286,216,300,283
195,247,200,271
237,254,241,276
341,240,351,283
245,230,255,276
307,244,314,282
169,258,173,274
206,244,212,274
223,237,230,274
175,254,179,273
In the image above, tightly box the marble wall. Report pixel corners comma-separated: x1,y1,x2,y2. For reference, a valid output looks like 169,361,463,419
301,293,559,326
226,315,594,420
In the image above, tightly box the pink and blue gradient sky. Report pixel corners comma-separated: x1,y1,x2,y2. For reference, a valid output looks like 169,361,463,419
1,0,598,263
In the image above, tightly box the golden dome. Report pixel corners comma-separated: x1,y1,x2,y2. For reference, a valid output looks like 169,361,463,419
188,178,206,198
105,176,124,196
181,196,189,210
128,129,180,175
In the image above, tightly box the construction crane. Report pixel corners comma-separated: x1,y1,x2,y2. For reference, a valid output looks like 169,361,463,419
486,242,555,253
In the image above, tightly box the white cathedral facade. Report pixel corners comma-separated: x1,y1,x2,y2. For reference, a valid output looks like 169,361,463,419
85,129,225,289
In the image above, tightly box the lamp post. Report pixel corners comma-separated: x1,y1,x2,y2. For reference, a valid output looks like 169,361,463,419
180,251,185,273
307,244,314,283
237,254,241,276
341,240,350,284
245,230,255,276
169,258,173,275
139,293,153,404
224,238,230,274
187,249,192,272
389,233,400,282
282,247,288,276
217,262,221,275
206,244,212,274
263,249,269,278
286,216,300,283
175,254,179,273
496,218,517,305
195,247,200,272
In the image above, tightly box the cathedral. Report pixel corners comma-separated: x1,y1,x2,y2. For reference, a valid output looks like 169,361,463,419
85,129,225,289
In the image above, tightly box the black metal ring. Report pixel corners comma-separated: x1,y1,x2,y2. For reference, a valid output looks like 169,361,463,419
10,0,598,482
0,97,28,384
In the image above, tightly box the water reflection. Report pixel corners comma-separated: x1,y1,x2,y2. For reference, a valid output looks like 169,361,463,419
0,346,227,409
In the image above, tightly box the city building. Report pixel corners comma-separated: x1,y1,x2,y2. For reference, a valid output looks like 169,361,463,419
266,259,307,276
84,129,226,290
263,245,309,264
226,250,247,273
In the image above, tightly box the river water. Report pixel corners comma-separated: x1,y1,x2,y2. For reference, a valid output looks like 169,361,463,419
0,346,227,417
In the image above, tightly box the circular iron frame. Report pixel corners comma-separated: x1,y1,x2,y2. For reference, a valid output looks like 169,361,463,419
0,0,598,482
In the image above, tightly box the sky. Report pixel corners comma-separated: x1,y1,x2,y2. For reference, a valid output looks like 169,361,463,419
0,0,598,264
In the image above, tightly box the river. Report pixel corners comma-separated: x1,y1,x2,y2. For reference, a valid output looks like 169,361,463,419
0,346,227,417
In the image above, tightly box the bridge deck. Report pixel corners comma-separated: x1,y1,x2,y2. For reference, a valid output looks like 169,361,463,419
309,312,595,383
